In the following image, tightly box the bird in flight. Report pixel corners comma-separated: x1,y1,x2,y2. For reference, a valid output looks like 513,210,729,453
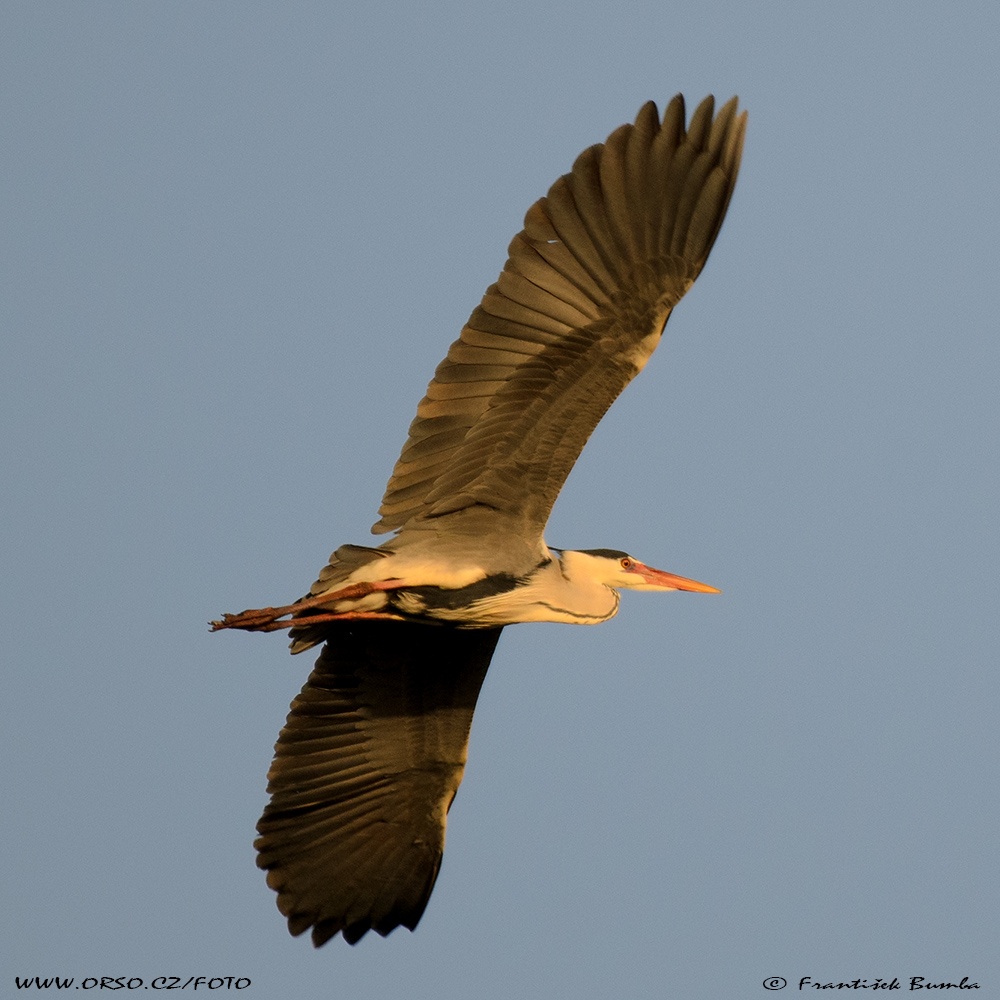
214,93,746,946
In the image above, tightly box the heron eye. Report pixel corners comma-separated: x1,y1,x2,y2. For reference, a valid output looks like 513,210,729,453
620,557,633,570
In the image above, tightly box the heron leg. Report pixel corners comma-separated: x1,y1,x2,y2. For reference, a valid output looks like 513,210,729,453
210,579,404,633
214,609,406,632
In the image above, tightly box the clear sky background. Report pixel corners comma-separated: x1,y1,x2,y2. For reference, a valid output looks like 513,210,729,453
4,3,997,997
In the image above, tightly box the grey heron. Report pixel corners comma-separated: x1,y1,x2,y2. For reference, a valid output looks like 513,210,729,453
214,94,746,946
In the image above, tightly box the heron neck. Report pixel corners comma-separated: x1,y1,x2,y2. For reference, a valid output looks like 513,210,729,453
521,555,620,625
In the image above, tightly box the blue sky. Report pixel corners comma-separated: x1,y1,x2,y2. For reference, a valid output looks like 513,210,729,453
4,3,998,997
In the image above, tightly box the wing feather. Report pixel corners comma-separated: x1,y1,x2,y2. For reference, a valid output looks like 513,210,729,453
371,94,746,544
255,621,501,946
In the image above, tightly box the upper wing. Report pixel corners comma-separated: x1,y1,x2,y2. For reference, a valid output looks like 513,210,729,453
373,94,746,542
255,620,501,946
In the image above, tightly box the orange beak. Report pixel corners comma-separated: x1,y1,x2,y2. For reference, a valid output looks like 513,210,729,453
633,560,721,594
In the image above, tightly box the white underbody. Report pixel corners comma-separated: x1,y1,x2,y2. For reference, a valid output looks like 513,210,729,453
312,547,622,627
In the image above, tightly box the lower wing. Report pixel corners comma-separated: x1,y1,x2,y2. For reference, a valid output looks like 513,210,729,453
254,619,502,945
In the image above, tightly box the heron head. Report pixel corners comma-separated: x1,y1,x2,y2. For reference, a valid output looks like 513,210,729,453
563,548,720,594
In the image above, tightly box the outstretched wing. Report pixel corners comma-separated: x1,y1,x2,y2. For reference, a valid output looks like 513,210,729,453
255,621,502,946
374,94,746,542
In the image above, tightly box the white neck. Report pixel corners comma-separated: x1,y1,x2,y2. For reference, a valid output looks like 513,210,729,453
459,553,620,626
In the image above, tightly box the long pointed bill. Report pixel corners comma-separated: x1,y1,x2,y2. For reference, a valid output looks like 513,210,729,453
633,560,721,593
